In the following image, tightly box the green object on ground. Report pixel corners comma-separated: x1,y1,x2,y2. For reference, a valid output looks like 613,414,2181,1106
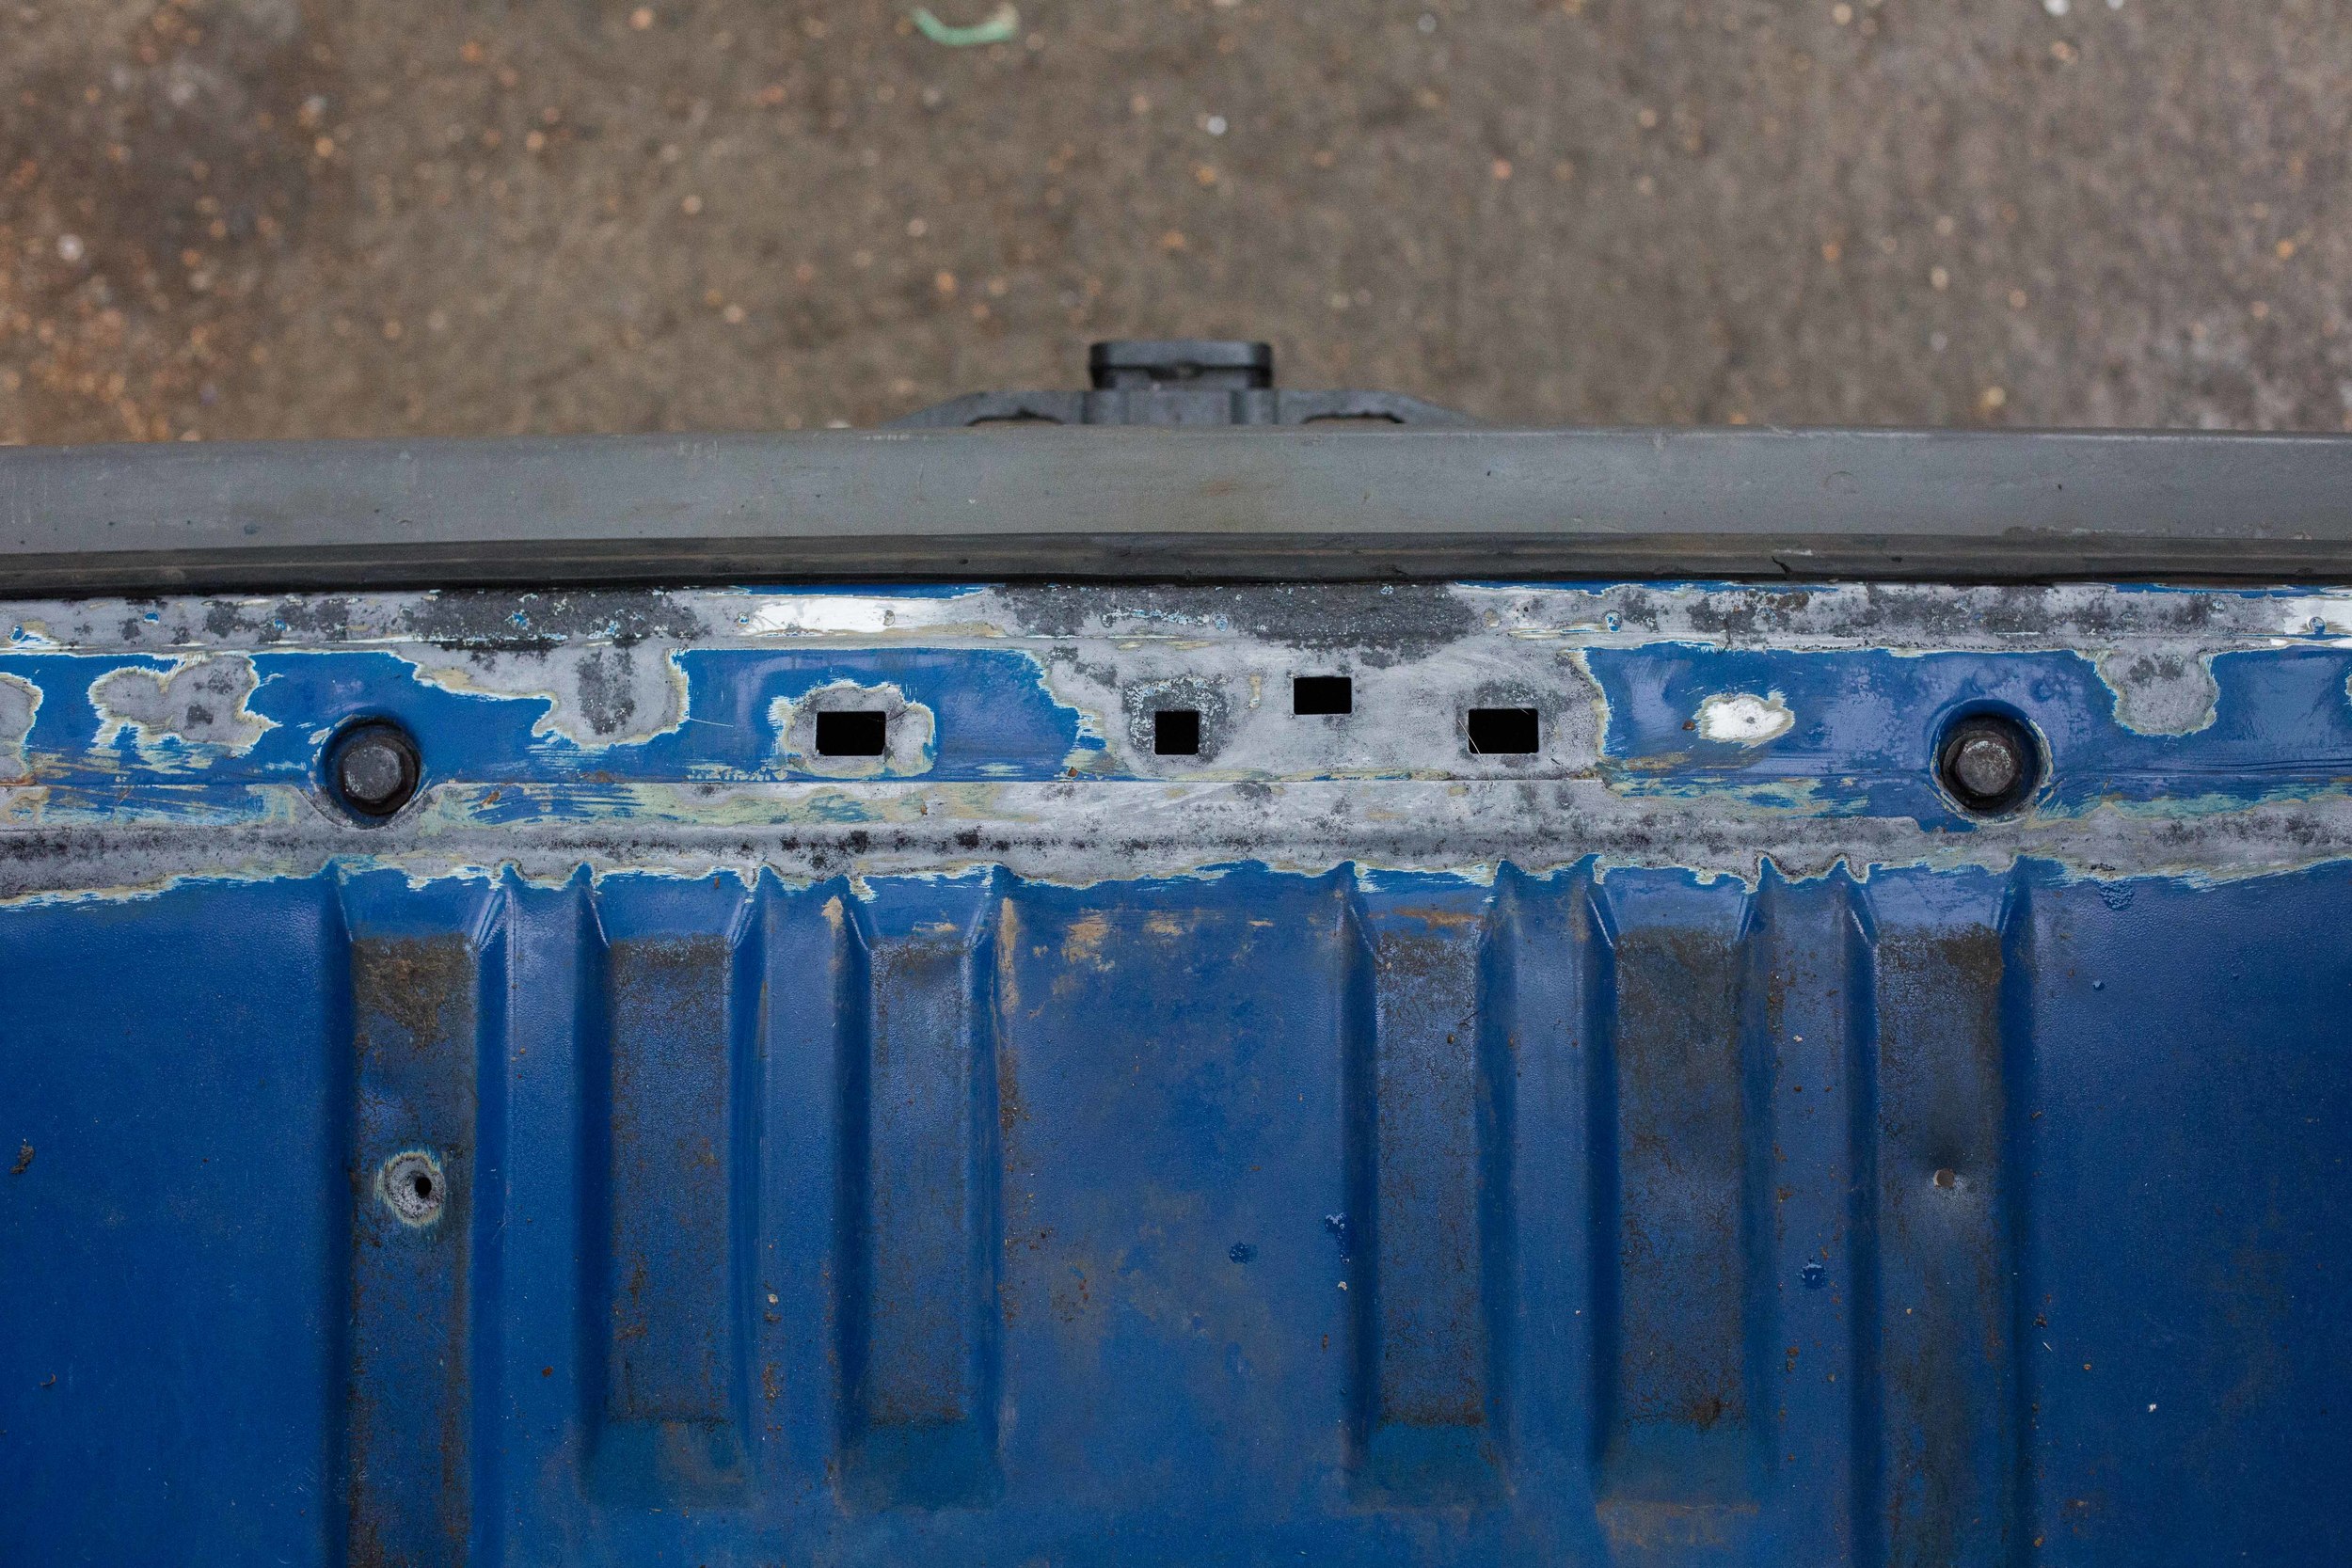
911,3,1020,46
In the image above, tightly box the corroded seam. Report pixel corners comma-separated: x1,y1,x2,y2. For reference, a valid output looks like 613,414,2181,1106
9,583,2352,900
8,779,2352,905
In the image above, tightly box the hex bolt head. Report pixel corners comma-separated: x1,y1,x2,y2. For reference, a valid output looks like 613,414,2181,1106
1936,713,2040,816
327,721,421,819
1952,732,2022,800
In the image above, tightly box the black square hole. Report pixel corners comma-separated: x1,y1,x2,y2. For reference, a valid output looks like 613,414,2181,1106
1467,707,1540,755
815,710,888,756
1153,708,1200,755
1293,675,1353,716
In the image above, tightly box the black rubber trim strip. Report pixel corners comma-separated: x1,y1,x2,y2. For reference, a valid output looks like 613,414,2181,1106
1,424,2348,593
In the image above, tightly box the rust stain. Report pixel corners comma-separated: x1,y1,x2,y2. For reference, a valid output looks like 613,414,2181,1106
1049,1265,1093,1324
997,1037,1028,1144
1368,916,1492,1433
346,932,478,1568
1059,911,1112,966
603,933,736,1423
1874,923,2014,1568
354,936,473,1056
1610,920,1750,1443
1382,903,1486,931
1597,1498,1759,1549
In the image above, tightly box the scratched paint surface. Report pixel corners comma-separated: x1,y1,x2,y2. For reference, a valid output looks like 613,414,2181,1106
0,583,2348,1567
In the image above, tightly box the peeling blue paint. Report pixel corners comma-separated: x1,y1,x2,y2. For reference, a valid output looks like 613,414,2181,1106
0,646,1091,789
5,577,2352,1568
1584,644,2352,821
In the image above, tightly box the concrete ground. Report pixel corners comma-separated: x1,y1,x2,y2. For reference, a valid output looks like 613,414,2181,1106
3,0,2347,443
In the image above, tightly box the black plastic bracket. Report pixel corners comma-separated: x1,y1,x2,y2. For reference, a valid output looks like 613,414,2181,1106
890,339,1475,428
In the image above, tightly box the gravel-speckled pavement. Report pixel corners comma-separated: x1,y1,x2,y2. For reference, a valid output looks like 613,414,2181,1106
4,0,2346,442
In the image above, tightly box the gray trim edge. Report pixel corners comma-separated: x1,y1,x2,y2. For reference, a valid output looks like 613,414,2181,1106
2,424,2348,592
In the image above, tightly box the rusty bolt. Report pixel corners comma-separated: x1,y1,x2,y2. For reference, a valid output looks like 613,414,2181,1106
327,720,421,819
1937,713,2039,816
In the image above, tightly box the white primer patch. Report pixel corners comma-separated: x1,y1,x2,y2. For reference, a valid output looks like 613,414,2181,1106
402,645,691,750
1695,691,1794,746
769,679,938,778
2090,647,2220,736
2273,593,2352,640
88,655,276,766
740,593,991,639
0,673,39,777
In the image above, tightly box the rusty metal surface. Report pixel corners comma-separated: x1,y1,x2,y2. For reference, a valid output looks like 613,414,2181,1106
1,580,2349,1566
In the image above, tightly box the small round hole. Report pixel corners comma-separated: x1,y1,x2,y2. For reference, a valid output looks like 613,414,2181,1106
379,1149,445,1227
1932,1167,1958,1190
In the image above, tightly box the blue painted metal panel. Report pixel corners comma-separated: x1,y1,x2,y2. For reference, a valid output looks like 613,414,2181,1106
2,581,2348,1567
2,882,347,1567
